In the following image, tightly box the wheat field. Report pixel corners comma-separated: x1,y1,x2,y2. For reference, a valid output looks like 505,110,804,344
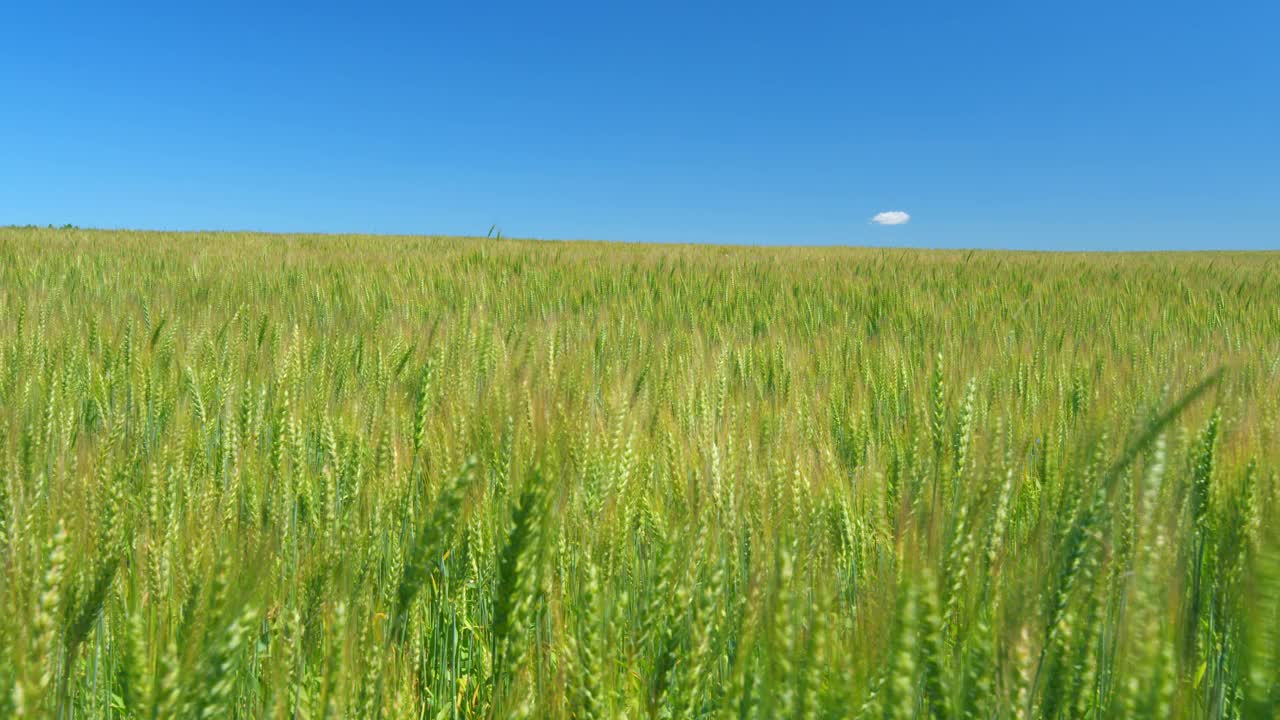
1,226,1278,718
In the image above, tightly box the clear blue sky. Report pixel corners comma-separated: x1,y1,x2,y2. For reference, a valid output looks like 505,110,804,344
3,2,1277,249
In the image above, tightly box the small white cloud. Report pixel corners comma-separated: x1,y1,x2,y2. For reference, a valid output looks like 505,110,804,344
872,210,911,226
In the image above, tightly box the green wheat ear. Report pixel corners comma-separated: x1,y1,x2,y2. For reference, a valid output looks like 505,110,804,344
393,456,479,641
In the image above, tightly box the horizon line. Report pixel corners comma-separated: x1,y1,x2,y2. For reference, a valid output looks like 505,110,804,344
3,223,1276,255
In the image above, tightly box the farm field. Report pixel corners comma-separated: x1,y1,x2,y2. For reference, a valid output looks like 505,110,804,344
1,226,1278,718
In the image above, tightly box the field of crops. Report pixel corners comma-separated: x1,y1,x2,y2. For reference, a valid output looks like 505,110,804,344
1,226,1278,718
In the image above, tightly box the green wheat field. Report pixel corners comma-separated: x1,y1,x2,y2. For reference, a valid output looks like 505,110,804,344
2,226,1278,719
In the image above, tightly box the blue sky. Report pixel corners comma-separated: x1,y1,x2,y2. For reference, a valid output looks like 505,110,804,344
2,2,1277,249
